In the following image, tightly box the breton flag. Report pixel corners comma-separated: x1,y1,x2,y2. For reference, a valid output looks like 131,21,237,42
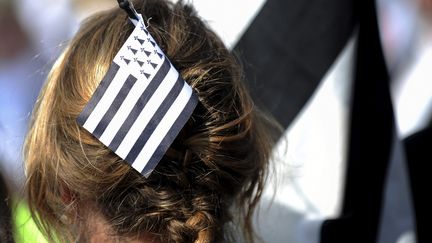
233,0,419,242
77,15,198,177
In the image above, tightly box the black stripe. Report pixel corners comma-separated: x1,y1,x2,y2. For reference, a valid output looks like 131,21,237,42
109,58,171,150
77,63,120,125
234,0,355,132
92,75,137,139
125,76,185,163
140,92,198,175
321,1,393,242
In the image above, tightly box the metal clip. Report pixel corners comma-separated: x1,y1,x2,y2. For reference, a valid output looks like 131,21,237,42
117,0,139,21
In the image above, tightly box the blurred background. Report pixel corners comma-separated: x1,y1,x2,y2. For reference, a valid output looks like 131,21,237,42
0,0,431,242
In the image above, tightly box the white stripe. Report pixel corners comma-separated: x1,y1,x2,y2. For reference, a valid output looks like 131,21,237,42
131,82,192,173
187,0,267,49
83,68,130,133
99,57,165,145
115,65,179,159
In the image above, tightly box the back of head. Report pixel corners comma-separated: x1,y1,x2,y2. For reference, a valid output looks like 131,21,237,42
24,0,276,242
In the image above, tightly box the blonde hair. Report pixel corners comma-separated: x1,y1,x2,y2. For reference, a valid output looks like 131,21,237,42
24,0,276,242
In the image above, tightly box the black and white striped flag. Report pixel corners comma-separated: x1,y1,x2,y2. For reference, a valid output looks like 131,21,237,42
77,14,198,177
234,0,419,242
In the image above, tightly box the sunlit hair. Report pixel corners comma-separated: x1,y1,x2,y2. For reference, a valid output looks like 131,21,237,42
24,0,277,242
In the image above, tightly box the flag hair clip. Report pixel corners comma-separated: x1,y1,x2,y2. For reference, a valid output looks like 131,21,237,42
77,0,199,178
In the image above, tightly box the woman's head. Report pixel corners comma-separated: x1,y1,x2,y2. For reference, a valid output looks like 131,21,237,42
25,0,275,242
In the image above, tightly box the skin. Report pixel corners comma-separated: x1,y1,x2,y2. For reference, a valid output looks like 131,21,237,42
87,212,161,243
0,8,29,60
